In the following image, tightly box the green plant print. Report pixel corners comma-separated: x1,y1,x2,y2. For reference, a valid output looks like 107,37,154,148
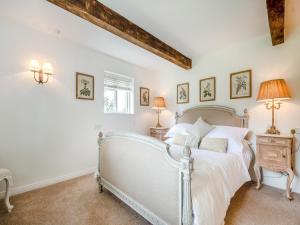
142,91,148,104
80,79,91,96
235,75,247,95
179,87,187,100
203,83,212,97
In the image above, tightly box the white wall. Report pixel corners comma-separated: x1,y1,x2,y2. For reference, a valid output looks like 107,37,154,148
156,28,300,193
0,19,158,195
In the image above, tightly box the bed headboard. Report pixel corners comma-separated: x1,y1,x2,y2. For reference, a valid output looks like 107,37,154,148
175,105,249,128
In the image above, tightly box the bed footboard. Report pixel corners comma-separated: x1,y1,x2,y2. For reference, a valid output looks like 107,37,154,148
96,131,193,225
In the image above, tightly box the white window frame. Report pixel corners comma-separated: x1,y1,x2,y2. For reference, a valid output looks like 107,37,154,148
104,71,134,115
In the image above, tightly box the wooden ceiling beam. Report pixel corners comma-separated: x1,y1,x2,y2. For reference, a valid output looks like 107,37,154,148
47,0,192,69
266,0,285,46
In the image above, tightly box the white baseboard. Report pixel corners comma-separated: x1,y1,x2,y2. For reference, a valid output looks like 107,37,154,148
0,167,96,199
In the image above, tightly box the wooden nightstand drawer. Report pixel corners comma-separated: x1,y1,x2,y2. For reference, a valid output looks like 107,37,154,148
257,136,291,146
149,127,169,141
150,129,163,134
257,145,288,170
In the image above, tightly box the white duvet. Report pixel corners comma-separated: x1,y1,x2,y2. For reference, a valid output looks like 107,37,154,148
169,144,251,225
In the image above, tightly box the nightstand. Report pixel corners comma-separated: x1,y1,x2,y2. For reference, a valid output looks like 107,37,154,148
150,127,169,141
254,133,294,199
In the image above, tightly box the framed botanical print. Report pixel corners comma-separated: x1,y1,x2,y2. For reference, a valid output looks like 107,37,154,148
140,87,150,106
76,72,94,100
230,70,252,99
199,77,216,102
177,83,189,104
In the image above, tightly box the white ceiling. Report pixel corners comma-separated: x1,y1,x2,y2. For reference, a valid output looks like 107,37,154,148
100,0,269,57
0,0,299,71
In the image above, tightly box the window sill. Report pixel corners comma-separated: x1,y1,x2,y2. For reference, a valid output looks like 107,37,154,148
104,112,135,115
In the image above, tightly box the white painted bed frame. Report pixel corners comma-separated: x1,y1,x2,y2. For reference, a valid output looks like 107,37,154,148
96,105,249,225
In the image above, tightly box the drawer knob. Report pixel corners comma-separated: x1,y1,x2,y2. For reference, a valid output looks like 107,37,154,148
282,153,286,158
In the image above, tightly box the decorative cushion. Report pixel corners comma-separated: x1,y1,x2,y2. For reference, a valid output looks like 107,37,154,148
199,137,228,153
172,133,198,148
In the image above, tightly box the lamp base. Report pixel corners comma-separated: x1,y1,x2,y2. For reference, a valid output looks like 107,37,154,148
155,110,163,128
265,126,280,135
155,122,162,128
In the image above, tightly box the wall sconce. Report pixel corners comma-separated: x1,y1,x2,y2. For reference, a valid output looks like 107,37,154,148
29,60,53,84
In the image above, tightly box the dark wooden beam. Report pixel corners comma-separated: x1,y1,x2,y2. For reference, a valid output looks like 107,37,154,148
47,0,192,69
266,0,285,46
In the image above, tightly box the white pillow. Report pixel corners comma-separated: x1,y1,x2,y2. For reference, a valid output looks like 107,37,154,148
165,123,193,138
187,117,214,145
205,125,249,154
164,137,174,145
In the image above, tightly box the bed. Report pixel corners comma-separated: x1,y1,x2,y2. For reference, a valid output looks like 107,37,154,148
95,105,251,225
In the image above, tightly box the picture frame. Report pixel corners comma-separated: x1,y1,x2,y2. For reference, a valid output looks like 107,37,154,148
199,77,216,102
177,82,189,104
140,87,150,106
230,70,252,99
76,72,94,100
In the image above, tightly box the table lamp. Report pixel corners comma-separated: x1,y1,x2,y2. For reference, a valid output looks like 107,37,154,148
152,97,166,127
256,79,291,134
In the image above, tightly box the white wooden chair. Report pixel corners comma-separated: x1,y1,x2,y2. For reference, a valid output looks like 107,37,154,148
0,168,13,212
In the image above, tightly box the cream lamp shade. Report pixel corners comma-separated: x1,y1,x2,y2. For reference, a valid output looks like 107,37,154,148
257,79,291,102
152,97,166,127
152,97,166,110
29,60,40,72
42,63,53,75
256,79,291,134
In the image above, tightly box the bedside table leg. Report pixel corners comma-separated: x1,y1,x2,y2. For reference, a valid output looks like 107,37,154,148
254,163,261,190
286,168,294,200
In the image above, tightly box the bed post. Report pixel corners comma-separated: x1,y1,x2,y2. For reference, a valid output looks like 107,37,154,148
241,108,249,128
175,112,181,124
96,131,104,193
181,146,194,225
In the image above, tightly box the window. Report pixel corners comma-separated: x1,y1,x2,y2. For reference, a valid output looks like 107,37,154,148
104,71,134,114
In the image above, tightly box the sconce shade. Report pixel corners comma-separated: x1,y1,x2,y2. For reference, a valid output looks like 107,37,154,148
29,60,40,72
152,97,166,110
42,63,53,75
257,79,291,102
29,60,53,84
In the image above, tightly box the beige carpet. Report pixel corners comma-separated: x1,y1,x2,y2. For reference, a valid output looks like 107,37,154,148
0,175,299,225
